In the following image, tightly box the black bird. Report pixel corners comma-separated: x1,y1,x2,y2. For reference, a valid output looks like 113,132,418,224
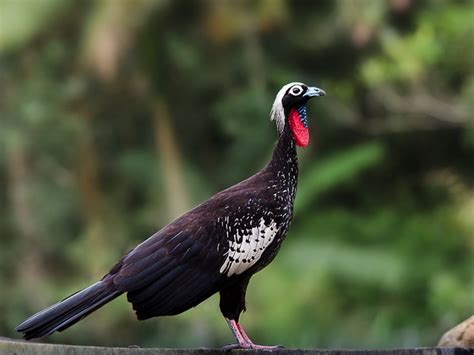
16,82,325,349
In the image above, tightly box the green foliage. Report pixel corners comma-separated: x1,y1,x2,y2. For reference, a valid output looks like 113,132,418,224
295,142,385,214
0,0,473,349
0,0,71,53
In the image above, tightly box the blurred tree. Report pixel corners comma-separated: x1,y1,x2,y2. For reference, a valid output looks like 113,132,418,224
0,0,472,349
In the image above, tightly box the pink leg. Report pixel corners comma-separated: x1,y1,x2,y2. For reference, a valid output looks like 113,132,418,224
236,322,253,344
224,318,283,350
225,318,249,348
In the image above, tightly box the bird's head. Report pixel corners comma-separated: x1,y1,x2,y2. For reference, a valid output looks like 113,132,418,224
270,82,325,147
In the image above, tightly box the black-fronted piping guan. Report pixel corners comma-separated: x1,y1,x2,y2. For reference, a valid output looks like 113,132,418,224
16,82,326,349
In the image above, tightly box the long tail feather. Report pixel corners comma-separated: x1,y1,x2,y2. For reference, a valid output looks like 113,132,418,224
16,281,122,340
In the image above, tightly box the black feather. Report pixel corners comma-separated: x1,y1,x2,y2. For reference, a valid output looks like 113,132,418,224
16,281,122,340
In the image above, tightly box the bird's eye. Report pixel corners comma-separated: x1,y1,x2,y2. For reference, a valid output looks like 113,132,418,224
289,85,303,96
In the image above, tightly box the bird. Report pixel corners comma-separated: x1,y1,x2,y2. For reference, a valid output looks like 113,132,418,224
16,82,326,349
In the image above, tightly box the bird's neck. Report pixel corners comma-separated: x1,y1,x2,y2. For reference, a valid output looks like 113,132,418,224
267,126,298,189
272,126,297,162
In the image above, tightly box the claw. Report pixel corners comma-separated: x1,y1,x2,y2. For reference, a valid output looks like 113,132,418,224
222,342,283,351
224,318,284,351
250,344,284,350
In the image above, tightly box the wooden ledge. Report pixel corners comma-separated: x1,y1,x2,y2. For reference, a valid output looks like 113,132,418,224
0,337,471,354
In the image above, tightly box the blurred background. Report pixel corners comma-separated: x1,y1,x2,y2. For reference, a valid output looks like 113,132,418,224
0,0,473,349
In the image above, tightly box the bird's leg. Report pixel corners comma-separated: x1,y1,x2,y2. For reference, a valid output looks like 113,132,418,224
224,318,284,350
235,322,252,344
236,321,284,350
225,318,249,348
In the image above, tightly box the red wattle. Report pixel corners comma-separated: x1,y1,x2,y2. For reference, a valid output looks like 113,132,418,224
288,109,309,147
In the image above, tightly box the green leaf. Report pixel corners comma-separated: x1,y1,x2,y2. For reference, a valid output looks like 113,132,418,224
295,142,385,214
0,0,70,53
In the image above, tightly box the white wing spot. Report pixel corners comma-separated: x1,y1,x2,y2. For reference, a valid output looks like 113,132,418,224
220,218,278,277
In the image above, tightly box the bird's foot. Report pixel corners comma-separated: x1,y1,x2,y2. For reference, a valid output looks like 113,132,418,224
222,342,284,351
224,318,284,351
247,343,284,350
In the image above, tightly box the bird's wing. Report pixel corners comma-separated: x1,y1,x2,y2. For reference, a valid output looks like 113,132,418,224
106,178,274,319
108,210,227,320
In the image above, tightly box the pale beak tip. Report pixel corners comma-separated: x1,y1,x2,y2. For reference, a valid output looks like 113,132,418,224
304,86,326,98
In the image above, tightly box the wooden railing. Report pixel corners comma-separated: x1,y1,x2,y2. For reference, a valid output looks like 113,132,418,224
0,337,471,355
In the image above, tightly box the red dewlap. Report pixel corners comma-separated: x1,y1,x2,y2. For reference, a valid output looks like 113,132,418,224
288,109,309,147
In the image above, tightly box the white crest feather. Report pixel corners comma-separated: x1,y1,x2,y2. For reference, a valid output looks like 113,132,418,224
270,82,305,134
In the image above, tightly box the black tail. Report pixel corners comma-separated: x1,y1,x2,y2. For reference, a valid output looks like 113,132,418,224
16,281,123,340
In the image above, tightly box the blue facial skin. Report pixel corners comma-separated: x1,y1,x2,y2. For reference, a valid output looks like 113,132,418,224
297,105,308,128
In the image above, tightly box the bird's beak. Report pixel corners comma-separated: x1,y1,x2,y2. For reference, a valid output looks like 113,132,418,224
303,86,326,97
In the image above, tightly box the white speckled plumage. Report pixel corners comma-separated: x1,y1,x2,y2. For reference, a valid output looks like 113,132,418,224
220,218,278,277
